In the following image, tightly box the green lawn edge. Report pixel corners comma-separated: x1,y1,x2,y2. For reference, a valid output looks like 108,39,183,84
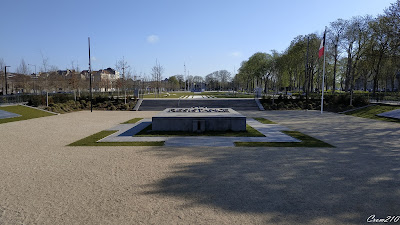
234,131,334,147
0,105,55,124
253,117,277,124
135,124,265,137
121,118,143,124
68,130,164,146
345,105,400,123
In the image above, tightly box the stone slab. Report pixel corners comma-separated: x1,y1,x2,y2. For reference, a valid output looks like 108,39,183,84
377,109,400,119
0,109,21,119
98,118,300,146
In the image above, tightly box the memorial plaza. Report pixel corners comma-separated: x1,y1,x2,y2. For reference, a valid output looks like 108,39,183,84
0,108,399,224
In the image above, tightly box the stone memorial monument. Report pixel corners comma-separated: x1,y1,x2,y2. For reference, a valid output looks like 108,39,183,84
152,107,246,132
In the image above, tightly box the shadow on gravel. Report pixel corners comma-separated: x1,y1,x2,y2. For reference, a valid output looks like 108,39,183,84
142,111,400,224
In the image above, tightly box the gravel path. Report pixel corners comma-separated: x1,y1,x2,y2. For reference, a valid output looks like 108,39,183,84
0,110,399,224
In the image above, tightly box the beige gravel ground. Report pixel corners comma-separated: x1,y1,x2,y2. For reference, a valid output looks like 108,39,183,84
0,110,399,224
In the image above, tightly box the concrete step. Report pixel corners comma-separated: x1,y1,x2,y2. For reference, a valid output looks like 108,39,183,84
133,99,143,111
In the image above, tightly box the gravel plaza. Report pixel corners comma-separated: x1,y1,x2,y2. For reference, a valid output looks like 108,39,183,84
0,110,399,224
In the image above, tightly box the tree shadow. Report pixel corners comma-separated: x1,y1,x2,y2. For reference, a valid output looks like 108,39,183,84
141,111,400,224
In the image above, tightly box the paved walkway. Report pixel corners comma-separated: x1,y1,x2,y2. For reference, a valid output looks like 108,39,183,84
0,109,21,119
99,118,300,146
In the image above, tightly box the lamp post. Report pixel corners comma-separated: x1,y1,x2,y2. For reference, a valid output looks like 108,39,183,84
28,64,36,94
88,37,92,112
4,66,10,95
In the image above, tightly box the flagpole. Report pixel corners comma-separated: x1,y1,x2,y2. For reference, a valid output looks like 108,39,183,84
321,27,327,114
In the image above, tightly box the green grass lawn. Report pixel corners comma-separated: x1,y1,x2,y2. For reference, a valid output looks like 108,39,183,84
135,124,265,137
0,105,55,124
68,130,164,146
121,118,143,124
234,131,334,147
345,104,400,123
253,117,277,124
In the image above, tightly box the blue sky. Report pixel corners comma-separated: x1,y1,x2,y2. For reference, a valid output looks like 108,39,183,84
1,0,395,78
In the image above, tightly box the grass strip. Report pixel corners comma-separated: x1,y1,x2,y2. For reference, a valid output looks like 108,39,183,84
68,130,164,146
234,131,334,147
121,118,143,124
253,117,277,124
0,105,55,124
142,92,196,99
345,105,400,123
135,124,265,137
206,91,254,98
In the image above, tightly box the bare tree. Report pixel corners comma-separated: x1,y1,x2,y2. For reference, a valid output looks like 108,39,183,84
40,52,49,72
0,58,4,94
16,59,30,75
69,60,82,100
151,59,164,97
115,57,130,80
115,57,131,102
0,58,4,70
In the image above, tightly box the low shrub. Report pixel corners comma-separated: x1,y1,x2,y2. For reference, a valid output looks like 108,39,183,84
260,93,369,112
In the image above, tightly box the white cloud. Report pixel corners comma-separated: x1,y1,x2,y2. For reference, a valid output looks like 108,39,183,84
147,35,160,44
230,51,241,57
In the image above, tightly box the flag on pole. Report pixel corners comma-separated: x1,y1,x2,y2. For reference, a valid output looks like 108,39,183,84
320,27,327,114
319,30,326,58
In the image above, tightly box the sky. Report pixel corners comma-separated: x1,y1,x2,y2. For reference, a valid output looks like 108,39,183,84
1,0,396,78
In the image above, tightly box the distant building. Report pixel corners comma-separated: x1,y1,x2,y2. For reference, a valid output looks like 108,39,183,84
93,68,120,92
355,72,400,92
57,69,74,76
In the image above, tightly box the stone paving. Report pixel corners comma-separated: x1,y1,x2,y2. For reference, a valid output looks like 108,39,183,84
98,118,300,147
377,108,400,119
0,109,21,119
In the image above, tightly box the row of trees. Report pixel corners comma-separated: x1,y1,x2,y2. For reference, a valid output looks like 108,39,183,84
165,70,232,92
235,0,400,96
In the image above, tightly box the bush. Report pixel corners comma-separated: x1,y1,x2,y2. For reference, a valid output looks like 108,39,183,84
353,95,369,107
298,101,304,109
277,102,286,110
119,103,130,111
263,104,271,110
52,93,74,103
27,95,45,107
259,92,369,112
43,98,136,113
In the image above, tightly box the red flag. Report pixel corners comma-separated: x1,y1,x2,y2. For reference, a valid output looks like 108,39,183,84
319,30,326,58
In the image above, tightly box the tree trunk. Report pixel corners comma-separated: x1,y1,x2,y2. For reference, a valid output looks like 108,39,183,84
333,44,338,93
373,53,383,95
